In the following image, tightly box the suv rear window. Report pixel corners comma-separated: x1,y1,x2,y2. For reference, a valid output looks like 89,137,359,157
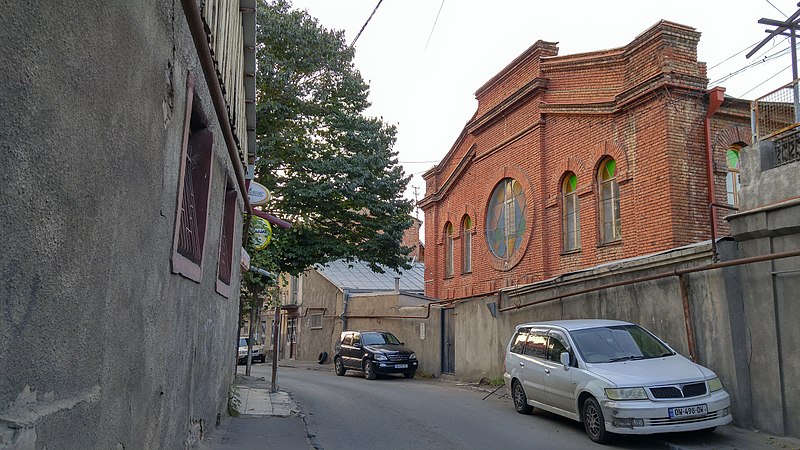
342,333,352,346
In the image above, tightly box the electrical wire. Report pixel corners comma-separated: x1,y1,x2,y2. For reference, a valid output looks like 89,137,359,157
709,42,794,86
422,0,446,56
765,0,788,17
740,62,793,97
350,0,383,48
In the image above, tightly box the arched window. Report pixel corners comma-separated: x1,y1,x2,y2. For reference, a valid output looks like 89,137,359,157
726,146,741,208
562,172,580,252
486,178,527,260
444,222,454,278
461,215,473,273
598,159,621,243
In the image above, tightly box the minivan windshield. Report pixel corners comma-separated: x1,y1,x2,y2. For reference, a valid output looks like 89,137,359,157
361,332,401,346
569,325,674,363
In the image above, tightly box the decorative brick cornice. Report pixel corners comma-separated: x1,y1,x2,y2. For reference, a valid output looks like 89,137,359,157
467,77,549,134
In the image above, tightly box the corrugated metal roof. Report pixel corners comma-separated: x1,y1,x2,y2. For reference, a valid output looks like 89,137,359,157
316,260,425,293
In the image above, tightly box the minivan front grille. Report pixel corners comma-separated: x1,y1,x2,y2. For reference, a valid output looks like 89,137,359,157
682,382,707,397
649,382,708,399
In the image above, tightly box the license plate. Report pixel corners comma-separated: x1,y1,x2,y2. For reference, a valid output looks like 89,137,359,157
669,404,707,419
395,364,408,369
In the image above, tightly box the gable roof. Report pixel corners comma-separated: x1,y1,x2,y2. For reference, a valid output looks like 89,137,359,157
316,260,425,293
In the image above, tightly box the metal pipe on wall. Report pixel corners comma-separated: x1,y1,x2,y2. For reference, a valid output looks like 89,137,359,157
180,0,251,214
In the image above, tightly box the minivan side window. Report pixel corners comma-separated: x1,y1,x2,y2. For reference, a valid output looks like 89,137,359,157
510,329,529,354
547,333,569,363
524,331,547,359
342,333,352,346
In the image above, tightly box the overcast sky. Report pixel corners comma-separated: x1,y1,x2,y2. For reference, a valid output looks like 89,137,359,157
287,0,799,211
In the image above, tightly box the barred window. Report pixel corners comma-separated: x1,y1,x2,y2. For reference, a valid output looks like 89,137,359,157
172,75,214,281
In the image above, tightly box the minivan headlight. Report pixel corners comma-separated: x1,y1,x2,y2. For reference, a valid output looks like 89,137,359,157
374,353,388,361
708,377,724,392
605,387,648,400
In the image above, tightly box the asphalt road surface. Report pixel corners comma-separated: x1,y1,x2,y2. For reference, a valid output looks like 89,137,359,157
245,363,777,450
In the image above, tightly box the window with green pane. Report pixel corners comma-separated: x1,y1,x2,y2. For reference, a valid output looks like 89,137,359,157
562,173,580,251
462,215,473,273
486,178,527,260
598,159,621,243
726,147,741,208
445,222,454,278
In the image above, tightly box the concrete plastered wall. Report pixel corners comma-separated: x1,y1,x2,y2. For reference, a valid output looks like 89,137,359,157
0,1,242,448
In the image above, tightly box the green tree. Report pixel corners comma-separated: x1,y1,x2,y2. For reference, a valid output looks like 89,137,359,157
254,0,413,276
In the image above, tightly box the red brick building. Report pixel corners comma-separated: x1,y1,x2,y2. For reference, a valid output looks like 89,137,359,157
419,21,751,300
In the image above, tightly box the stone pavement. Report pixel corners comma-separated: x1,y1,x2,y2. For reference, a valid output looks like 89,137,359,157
199,360,800,450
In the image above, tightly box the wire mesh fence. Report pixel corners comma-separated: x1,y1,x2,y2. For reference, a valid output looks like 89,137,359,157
753,79,800,140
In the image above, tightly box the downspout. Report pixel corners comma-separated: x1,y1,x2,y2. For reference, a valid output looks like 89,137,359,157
340,289,350,331
704,87,725,261
180,0,251,214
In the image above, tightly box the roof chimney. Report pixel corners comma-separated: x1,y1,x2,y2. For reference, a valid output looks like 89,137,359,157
394,276,400,293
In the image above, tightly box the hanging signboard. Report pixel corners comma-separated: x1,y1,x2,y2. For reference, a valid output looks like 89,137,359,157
248,181,271,206
250,216,273,250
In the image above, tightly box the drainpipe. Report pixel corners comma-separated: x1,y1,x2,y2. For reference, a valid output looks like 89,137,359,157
340,289,350,331
704,87,725,261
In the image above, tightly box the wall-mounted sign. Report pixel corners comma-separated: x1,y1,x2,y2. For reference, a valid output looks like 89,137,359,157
250,216,273,250
240,247,251,271
248,181,271,206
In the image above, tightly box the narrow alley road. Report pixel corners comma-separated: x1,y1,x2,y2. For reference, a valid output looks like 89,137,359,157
241,363,777,450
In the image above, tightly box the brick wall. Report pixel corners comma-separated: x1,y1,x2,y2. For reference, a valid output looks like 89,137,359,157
420,20,751,300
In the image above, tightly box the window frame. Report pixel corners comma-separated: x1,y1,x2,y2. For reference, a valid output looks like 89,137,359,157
444,222,454,278
215,182,239,298
310,313,322,330
726,146,741,208
461,215,473,274
562,172,580,252
172,74,215,282
598,158,621,244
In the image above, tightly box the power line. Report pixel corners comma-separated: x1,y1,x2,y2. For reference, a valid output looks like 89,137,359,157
422,0,446,56
740,62,793,97
764,0,788,17
350,0,383,48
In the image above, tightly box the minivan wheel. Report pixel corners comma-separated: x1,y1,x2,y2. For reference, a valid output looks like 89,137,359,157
583,397,611,444
334,357,346,376
512,380,533,414
364,360,377,380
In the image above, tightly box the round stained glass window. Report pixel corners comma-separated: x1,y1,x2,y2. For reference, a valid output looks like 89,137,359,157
486,178,527,260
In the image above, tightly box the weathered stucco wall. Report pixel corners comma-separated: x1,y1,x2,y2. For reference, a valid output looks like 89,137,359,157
0,1,242,448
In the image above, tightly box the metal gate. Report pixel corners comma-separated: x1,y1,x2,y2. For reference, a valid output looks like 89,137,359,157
441,308,455,374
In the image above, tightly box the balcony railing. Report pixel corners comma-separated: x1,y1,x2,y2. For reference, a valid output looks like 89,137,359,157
753,79,800,167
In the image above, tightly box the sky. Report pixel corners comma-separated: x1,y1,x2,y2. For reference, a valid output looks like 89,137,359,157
287,0,800,212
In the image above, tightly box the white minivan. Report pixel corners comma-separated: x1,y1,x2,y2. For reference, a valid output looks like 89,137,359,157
503,319,732,443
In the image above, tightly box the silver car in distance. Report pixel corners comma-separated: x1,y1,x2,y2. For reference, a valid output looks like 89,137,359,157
503,319,732,443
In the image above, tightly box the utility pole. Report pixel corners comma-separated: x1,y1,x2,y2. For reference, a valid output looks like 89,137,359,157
748,2,800,122
412,185,420,219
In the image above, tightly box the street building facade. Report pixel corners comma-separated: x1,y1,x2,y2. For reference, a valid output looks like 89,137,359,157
420,20,751,301
0,0,255,448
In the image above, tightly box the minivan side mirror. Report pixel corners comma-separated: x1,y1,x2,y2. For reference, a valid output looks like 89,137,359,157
560,352,571,369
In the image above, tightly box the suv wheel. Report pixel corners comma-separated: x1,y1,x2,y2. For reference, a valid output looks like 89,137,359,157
512,380,533,414
583,397,611,443
334,357,346,376
364,360,377,380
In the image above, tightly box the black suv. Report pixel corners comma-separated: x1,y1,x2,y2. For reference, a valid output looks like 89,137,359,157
334,330,418,380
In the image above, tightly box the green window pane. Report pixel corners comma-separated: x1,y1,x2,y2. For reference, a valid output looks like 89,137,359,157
568,174,577,192
726,149,740,169
603,159,616,180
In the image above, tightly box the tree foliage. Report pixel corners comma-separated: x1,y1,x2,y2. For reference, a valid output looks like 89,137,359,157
254,0,413,276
